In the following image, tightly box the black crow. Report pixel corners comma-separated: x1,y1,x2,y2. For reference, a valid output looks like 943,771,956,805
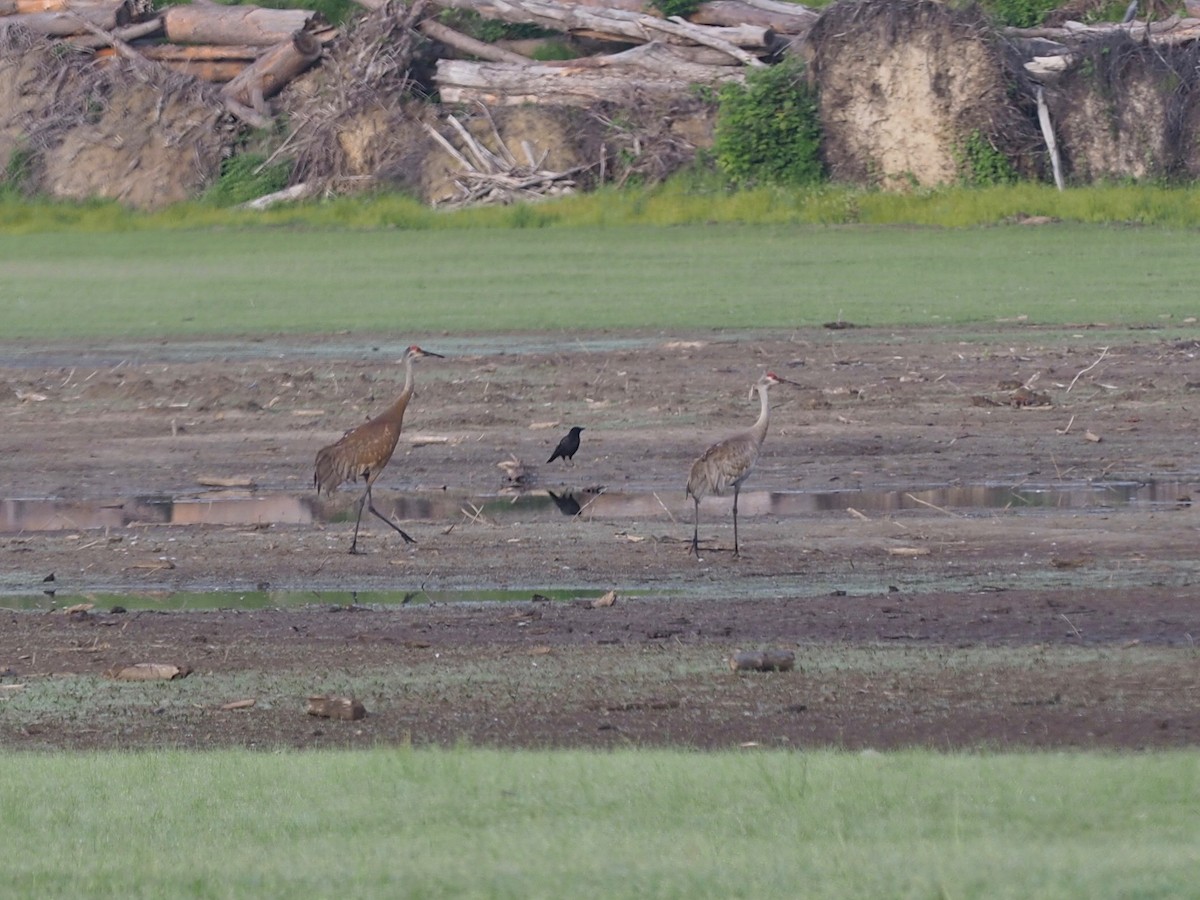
547,426,584,464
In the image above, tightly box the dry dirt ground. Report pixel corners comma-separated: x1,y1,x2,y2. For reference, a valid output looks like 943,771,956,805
1,327,1199,751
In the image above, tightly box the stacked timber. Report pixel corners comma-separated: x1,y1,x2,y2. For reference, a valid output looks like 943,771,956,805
423,0,818,105
0,0,333,124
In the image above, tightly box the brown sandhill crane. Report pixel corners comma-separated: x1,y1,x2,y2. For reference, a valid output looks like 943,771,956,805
686,371,785,558
314,345,443,554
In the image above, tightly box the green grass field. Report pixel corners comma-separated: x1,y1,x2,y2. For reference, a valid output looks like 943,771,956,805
1,223,1197,339
1,749,1197,899
3,188,1199,897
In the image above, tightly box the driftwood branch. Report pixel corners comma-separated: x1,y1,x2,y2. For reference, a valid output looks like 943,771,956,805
64,16,161,48
1035,86,1064,191
424,112,585,207
1007,15,1200,47
239,182,316,209
418,16,533,63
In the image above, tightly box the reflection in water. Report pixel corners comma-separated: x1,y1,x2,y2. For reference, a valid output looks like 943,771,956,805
1,493,318,532
546,489,583,517
1,480,1193,533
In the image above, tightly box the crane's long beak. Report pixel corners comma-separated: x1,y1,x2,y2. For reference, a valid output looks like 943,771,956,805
422,350,446,358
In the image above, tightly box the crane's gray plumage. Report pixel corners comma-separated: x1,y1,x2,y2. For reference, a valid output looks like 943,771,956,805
686,371,784,558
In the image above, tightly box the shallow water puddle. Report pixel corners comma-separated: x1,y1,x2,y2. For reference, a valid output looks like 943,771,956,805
0,587,617,611
1,480,1192,534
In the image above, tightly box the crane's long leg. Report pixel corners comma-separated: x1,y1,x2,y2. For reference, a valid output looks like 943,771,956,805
348,485,416,553
368,497,416,545
348,486,371,555
690,496,701,557
732,486,741,558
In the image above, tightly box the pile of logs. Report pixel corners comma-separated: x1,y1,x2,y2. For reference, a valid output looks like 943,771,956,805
1010,12,1200,80
0,0,335,125
420,0,819,106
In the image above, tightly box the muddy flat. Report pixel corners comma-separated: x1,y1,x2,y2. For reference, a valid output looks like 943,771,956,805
2,328,1198,750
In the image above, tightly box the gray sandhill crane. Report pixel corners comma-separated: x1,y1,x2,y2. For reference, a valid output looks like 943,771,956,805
314,345,443,554
686,371,785,558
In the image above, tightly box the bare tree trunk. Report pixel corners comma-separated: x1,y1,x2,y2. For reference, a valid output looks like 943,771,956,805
436,48,744,106
432,0,772,63
418,17,534,63
221,29,322,120
0,1,136,35
64,16,161,48
163,4,326,46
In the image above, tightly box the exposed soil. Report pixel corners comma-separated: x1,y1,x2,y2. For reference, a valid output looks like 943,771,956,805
2,327,1199,751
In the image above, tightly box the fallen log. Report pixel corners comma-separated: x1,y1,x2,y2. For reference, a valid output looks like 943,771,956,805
1006,15,1200,46
93,47,250,81
418,17,533,63
162,61,245,83
433,0,770,63
164,3,327,46
544,40,747,74
64,15,160,48
0,2,135,36
689,0,816,33
0,0,147,13
436,46,745,106
102,42,263,61
221,29,322,116
239,182,317,209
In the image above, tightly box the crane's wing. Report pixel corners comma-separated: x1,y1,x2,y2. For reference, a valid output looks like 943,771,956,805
687,433,759,498
314,420,402,495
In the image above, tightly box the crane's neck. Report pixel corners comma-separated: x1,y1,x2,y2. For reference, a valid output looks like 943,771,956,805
750,382,772,444
379,354,417,424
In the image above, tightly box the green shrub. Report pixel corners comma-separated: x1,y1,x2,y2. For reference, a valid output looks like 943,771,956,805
202,154,292,207
1,147,37,198
714,60,823,188
956,130,1018,186
976,0,1060,28
436,8,552,43
650,0,701,18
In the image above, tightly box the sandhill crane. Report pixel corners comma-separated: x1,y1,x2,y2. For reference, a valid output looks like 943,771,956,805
686,371,786,558
314,345,443,554
547,426,584,464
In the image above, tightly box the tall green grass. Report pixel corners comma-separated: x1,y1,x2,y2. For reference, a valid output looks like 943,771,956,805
2,223,1197,339
0,748,1196,899
4,182,1200,233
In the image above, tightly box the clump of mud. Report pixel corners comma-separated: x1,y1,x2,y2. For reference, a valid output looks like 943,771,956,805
0,28,233,208
807,0,1041,187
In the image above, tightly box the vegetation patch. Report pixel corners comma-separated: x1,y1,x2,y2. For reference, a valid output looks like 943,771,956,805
714,59,822,188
